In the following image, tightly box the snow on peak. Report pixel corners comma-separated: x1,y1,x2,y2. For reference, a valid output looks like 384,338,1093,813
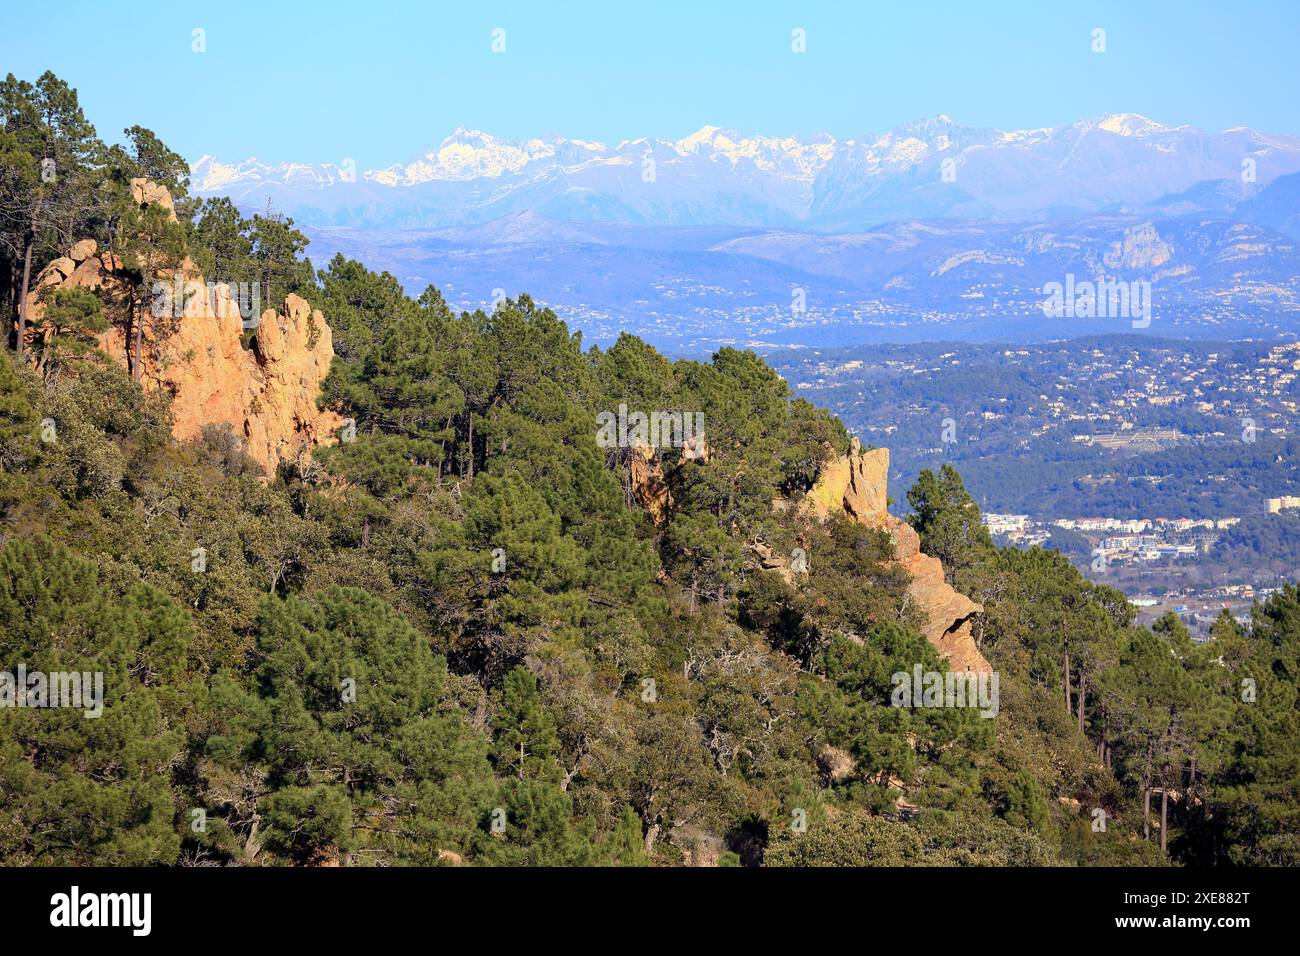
439,127,497,148
188,155,349,192
190,155,256,192
192,113,1230,196
372,131,561,185
1096,113,1167,137
671,127,837,179
675,126,725,153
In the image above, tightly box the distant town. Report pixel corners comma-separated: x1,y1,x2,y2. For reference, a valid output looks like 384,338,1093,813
770,336,1300,638
983,511,1240,561
981,502,1299,638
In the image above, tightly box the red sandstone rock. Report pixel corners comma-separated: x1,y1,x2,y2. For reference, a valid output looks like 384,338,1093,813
22,182,343,476
795,442,992,673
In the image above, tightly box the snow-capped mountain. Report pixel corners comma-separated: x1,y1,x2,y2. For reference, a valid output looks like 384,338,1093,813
191,114,1300,230
190,157,358,192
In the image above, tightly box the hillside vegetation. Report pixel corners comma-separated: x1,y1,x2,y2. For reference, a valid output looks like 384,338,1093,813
1,73,1297,867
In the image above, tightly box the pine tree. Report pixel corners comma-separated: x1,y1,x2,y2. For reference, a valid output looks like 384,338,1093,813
906,464,993,576
0,72,103,357
114,198,186,381
491,667,561,781
29,286,106,382
0,536,193,864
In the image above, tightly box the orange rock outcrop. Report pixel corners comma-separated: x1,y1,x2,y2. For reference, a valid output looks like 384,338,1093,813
797,439,991,673
799,443,889,524
625,434,708,526
22,183,343,475
629,442,672,525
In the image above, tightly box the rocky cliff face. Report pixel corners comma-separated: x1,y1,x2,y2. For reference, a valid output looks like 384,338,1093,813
799,444,890,524
799,440,991,673
23,183,342,475
625,436,707,526
628,443,671,525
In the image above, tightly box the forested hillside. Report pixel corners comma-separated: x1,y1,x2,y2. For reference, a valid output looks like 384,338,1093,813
1,73,1297,867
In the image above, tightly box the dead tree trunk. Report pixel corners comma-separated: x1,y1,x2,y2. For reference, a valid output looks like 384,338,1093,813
134,300,143,382
643,821,660,857
1143,738,1154,841
5,260,16,346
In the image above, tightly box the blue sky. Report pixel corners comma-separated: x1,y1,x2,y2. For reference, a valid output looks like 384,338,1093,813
3,0,1298,167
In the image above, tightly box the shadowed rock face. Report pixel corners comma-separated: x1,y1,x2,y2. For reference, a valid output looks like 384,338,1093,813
798,440,992,674
22,183,343,476
625,437,709,526
629,442,671,525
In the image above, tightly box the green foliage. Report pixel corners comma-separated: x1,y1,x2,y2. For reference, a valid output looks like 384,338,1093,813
30,286,107,381
0,353,41,517
1208,585,1300,865
3,75,1298,867
764,805,1060,866
200,588,499,866
0,536,193,865
491,667,561,780
907,463,993,576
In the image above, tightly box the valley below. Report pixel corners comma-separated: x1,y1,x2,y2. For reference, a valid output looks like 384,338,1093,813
766,335,1300,635
300,210,1300,352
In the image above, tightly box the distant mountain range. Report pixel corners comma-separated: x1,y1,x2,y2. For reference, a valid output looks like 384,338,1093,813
193,114,1300,351
301,201,1300,352
192,114,1300,230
